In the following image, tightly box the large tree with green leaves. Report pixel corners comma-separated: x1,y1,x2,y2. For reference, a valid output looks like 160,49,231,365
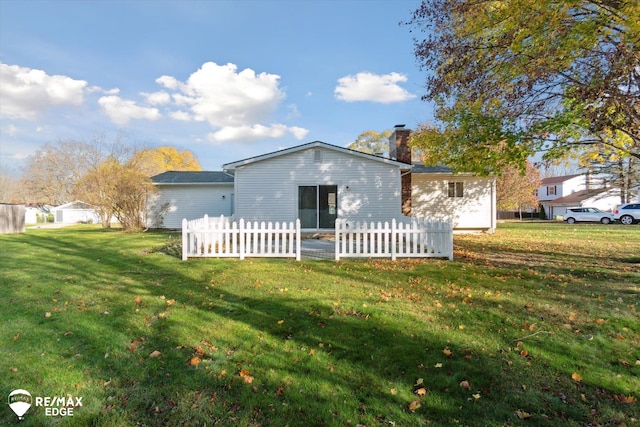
404,0,639,174
347,130,393,155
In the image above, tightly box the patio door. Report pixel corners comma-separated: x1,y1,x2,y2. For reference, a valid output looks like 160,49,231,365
298,185,337,229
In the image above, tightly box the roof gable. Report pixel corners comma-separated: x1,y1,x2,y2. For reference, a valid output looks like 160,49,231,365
222,141,411,170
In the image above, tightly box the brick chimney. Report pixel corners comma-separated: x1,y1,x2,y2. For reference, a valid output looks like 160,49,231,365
389,124,412,216
389,124,412,164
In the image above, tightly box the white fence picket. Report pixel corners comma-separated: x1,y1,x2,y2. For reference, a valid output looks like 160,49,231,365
335,217,453,260
182,215,452,261
182,216,301,261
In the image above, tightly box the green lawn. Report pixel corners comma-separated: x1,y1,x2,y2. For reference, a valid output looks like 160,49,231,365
1,222,638,426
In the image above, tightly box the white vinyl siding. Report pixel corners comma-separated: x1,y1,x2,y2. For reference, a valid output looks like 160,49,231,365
234,147,402,226
147,184,234,229
412,174,496,231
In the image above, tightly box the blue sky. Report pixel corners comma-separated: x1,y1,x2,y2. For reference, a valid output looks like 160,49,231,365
0,0,433,173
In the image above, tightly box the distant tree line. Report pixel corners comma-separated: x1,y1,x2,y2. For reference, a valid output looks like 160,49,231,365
7,134,200,230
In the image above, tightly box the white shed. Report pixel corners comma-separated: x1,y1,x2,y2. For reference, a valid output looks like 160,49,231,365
53,201,100,224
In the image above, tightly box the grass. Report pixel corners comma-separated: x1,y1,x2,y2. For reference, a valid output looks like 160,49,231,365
0,222,638,426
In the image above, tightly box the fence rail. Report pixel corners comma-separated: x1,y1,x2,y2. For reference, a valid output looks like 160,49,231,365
182,215,300,260
334,217,453,260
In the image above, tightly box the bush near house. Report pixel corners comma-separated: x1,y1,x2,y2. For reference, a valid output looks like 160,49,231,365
0,223,638,426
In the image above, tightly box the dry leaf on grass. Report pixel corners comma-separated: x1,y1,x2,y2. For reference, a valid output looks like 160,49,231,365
407,400,421,412
149,350,161,358
515,409,532,419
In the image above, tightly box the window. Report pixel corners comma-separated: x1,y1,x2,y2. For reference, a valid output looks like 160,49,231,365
313,149,322,163
547,186,557,196
448,181,464,198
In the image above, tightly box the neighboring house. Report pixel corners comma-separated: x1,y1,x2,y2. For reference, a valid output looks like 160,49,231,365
24,205,53,224
148,125,497,232
53,201,100,224
542,188,621,219
538,174,622,219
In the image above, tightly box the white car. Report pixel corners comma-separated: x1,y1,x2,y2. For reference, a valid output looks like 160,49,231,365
562,207,614,224
614,203,640,225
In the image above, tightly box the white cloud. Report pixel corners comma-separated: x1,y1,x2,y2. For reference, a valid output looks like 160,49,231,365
0,62,87,119
170,110,192,121
98,95,161,125
208,123,308,143
7,124,18,136
157,61,307,142
334,72,416,103
141,91,171,105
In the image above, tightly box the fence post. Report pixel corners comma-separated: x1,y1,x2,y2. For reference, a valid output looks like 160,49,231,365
182,218,188,260
295,219,301,261
334,219,340,261
391,218,397,261
239,218,245,260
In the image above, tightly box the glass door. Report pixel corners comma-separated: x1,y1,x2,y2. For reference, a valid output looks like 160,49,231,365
319,185,337,228
298,185,338,229
298,186,317,228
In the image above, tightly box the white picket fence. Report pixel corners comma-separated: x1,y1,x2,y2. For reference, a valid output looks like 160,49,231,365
182,215,301,261
334,217,453,260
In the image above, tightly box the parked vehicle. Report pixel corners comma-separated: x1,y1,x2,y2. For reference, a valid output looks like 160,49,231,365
562,207,614,224
614,203,640,225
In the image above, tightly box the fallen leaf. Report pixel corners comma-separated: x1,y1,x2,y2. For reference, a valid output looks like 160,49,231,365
13,333,20,341
472,393,481,400
277,320,285,325
134,296,142,306
64,331,73,336
407,400,421,412
45,312,52,318
619,359,630,366
390,388,398,395
166,299,176,306
520,349,529,357
309,349,316,355
460,380,471,390
276,386,284,396
149,350,161,358
571,372,582,382
415,378,424,386
9,367,18,372
515,409,533,419
194,346,206,356
188,356,201,366
434,363,443,368
613,394,637,404
415,388,427,396
443,348,452,357
239,369,254,384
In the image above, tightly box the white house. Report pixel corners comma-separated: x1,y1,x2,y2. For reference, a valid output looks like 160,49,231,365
53,201,100,224
538,174,624,218
147,126,497,232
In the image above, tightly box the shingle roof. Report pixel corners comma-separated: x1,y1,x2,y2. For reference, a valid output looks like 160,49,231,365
541,174,582,185
411,163,453,173
544,188,608,205
151,171,234,184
